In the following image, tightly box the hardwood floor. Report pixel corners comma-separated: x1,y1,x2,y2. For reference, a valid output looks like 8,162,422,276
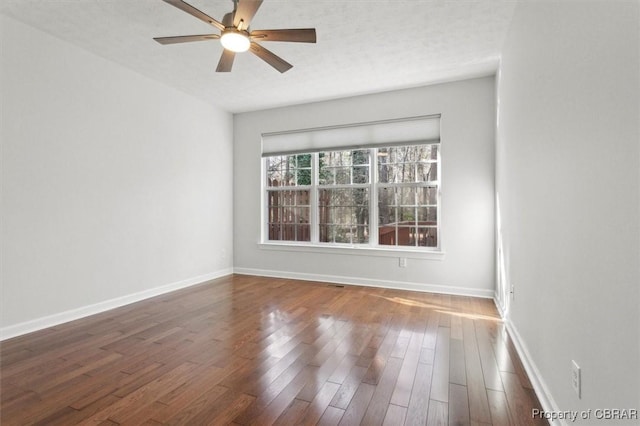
1,274,546,425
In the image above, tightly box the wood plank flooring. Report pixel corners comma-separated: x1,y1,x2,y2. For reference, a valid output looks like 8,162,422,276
0,274,547,425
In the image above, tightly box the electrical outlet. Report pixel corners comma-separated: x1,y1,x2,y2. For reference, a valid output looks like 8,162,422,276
571,360,581,398
399,257,407,268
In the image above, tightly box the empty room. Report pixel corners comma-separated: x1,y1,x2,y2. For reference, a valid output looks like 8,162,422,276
1,1,638,425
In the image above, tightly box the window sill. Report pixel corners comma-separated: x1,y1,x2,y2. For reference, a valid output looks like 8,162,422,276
258,242,445,260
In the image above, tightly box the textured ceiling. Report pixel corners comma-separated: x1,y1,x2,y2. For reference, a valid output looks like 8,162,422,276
1,0,517,113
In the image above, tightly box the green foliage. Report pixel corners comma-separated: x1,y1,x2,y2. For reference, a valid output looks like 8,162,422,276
318,152,332,184
297,169,311,185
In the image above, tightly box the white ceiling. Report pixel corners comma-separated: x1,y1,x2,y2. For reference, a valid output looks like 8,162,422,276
1,0,517,113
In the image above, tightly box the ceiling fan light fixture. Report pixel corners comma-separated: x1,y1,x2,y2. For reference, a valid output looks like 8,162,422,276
220,29,250,52
155,0,317,73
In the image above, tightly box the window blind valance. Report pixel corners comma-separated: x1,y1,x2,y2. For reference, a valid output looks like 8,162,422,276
261,114,441,157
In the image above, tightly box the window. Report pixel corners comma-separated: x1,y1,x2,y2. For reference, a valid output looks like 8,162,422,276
377,145,439,248
262,115,441,251
266,154,311,242
318,150,370,244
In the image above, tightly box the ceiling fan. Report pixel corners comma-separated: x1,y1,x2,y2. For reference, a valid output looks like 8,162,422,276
154,0,316,73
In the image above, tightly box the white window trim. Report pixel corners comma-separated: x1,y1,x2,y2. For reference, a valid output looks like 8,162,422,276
262,145,442,253
257,241,445,260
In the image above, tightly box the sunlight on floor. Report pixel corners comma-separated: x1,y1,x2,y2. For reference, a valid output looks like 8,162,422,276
372,295,501,322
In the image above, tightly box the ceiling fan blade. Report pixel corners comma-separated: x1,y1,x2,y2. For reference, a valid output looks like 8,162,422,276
162,0,225,31
250,29,316,43
249,42,292,73
216,49,236,72
154,34,220,45
233,0,263,29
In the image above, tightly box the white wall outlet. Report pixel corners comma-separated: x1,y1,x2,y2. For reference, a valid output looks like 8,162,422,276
571,360,581,398
399,257,407,268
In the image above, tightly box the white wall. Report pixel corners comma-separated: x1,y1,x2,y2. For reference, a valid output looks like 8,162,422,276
496,1,639,422
234,77,496,297
1,16,234,336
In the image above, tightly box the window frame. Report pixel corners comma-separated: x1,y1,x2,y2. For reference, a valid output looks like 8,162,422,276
375,145,440,249
261,144,443,257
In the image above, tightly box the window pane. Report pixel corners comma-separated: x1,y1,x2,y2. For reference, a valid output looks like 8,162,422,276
266,155,286,186
399,187,415,206
396,226,414,246
418,162,437,182
270,221,310,242
319,167,334,185
377,145,439,248
318,188,369,244
268,207,280,223
377,150,392,183
319,224,329,242
378,225,396,246
353,166,368,184
295,207,310,223
295,154,312,185
297,224,311,241
320,225,370,244
266,154,312,187
417,207,437,222
417,227,438,247
353,151,369,165
321,207,352,225
337,207,351,224
417,187,438,205
378,187,396,207
429,145,439,161
335,167,350,185
354,226,368,243
333,226,351,243
267,189,310,241
399,207,416,223
297,154,311,168
319,150,370,185
297,168,311,185
378,206,396,225
377,145,438,183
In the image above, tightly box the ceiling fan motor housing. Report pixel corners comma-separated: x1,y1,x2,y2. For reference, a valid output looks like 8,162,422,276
222,12,234,27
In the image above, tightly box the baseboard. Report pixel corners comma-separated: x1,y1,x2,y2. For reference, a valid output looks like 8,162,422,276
503,318,565,426
233,267,494,298
493,291,506,318
492,296,563,426
0,268,233,341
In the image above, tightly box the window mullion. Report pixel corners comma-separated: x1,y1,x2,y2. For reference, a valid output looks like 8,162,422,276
414,162,419,247
262,158,267,242
311,152,319,244
370,148,378,247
